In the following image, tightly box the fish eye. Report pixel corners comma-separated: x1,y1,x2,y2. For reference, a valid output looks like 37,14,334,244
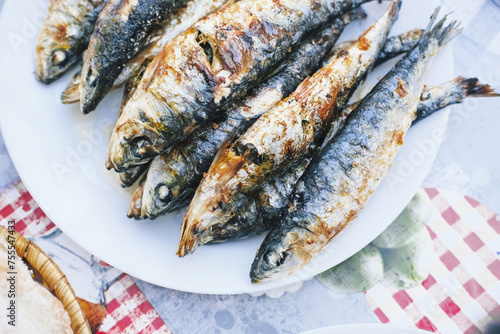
157,185,171,202
264,250,288,267
130,136,151,158
51,50,68,67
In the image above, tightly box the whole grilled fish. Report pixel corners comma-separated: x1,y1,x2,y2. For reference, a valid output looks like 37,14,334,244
203,76,499,242
35,0,107,84
136,26,422,219
328,28,424,66
79,0,190,114
106,0,374,172
61,0,229,104
250,10,462,283
137,10,366,219
178,0,401,257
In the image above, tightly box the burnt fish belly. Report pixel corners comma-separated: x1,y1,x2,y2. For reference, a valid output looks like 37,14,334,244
209,76,499,245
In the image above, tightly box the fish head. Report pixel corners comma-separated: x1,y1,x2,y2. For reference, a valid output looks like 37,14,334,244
106,121,161,172
106,96,165,172
35,21,83,83
177,189,256,256
141,154,187,218
250,223,316,283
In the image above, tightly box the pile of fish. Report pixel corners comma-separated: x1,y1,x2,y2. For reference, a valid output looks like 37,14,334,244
36,0,498,283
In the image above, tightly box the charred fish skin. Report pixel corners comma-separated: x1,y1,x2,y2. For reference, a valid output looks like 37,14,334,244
178,0,401,257
61,0,230,105
376,28,425,65
328,29,424,66
80,0,189,114
250,11,462,283
35,0,107,84
106,0,374,172
195,76,498,244
139,10,367,219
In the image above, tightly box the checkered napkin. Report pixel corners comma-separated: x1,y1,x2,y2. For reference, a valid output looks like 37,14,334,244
0,181,172,334
97,275,172,334
365,188,500,333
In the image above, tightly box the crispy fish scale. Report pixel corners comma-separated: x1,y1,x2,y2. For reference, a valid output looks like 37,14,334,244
61,0,230,104
35,0,107,84
106,0,374,172
79,0,190,114
250,10,462,283
137,10,366,219
178,0,401,257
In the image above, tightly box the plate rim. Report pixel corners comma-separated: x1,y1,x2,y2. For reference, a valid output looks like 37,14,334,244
299,323,433,334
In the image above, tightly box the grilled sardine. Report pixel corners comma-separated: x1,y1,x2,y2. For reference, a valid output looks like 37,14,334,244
35,0,107,83
79,0,190,114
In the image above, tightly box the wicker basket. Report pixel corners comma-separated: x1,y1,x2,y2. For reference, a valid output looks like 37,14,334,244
0,226,91,334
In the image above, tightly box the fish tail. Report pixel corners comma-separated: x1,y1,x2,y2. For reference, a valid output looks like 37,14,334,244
61,72,82,104
458,77,500,98
418,8,462,55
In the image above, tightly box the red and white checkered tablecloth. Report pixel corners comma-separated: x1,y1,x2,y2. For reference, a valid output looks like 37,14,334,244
365,188,500,333
97,275,172,334
0,180,172,334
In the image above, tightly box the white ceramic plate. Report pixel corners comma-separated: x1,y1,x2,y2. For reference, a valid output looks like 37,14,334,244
300,324,433,334
0,0,452,294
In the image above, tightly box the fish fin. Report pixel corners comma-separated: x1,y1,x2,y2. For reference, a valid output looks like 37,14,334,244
418,8,462,53
61,71,81,104
458,77,500,98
